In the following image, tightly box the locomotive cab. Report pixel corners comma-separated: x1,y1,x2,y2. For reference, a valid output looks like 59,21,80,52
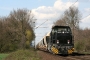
48,26,74,54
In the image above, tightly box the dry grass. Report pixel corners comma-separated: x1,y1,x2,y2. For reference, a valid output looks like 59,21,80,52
4,49,41,60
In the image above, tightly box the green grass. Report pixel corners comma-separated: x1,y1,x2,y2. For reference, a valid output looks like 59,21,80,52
0,54,9,60
4,49,41,60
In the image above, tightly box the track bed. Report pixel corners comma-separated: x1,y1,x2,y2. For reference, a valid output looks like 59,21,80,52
37,51,90,60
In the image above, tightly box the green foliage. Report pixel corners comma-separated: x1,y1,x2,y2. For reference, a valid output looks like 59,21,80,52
25,29,35,49
26,30,34,42
4,49,41,60
0,54,9,60
0,43,18,53
25,41,30,49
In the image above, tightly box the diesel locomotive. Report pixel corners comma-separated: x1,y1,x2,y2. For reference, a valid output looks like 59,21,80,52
36,26,74,54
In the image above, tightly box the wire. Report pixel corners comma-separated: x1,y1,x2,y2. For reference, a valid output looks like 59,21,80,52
70,0,78,7
81,14,90,20
67,0,90,21
35,20,48,29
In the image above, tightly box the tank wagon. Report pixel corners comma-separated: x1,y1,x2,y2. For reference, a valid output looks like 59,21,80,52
36,26,74,54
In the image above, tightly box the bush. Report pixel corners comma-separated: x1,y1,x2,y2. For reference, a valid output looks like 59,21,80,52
4,49,41,60
75,40,85,52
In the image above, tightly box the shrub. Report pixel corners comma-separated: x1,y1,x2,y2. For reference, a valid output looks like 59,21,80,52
75,40,85,52
4,49,40,60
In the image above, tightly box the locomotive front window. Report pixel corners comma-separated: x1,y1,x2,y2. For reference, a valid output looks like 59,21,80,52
52,27,71,33
57,28,71,33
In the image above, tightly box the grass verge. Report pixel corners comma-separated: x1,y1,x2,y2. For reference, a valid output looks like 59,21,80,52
0,54,9,60
4,49,41,60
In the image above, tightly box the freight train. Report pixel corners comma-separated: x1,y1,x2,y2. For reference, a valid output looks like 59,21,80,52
36,25,74,54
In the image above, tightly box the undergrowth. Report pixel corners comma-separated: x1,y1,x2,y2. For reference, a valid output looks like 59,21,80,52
4,49,41,60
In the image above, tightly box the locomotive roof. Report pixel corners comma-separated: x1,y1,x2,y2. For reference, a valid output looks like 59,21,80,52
46,32,50,36
52,25,70,29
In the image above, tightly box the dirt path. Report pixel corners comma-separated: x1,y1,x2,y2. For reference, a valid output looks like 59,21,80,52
37,51,64,60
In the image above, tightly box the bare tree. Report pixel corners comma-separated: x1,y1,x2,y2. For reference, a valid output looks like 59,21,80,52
54,6,82,35
65,6,81,33
54,15,67,26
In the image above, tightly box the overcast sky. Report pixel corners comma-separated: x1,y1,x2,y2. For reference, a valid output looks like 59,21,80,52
0,0,90,44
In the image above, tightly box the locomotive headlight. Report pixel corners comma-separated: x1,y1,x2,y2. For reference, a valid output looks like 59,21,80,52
62,31,64,33
67,40,70,44
57,40,59,44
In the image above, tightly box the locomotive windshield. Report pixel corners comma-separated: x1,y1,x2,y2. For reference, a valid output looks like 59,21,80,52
57,28,71,33
52,27,71,34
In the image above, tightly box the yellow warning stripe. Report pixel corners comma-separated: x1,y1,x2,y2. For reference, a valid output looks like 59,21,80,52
51,46,58,54
68,48,74,54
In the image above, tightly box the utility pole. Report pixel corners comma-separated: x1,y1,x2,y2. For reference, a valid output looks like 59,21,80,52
32,19,37,49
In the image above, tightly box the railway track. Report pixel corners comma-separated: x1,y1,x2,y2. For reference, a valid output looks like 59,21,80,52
37,50,90,60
